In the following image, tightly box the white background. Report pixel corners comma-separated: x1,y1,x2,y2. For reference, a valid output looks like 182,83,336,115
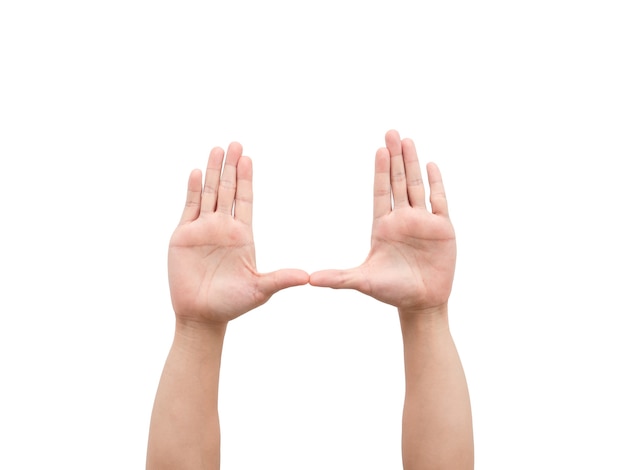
1,1,625,468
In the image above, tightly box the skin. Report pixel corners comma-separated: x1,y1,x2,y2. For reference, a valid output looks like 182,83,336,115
167,143,309,325
310,130,474,469
147,132,473,469
146,143,308,470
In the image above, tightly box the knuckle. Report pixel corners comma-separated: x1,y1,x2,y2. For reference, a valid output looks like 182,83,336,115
219,179,236,191
407,177,423,187
390,172,406,183
235,195,252,204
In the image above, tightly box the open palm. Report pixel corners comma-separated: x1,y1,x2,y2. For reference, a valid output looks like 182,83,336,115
168,143,308,325
310,130,456,313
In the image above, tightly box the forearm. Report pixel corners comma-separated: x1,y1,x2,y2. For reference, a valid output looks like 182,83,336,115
146,320,227,470
399,305,473,470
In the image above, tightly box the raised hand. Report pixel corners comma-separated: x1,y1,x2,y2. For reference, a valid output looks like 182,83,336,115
309,130,456,314
168,142,309,325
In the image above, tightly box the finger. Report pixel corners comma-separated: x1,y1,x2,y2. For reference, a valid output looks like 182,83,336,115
427,162,449,216
309,268,366,291
257,269,310,297
401,138,426,208
201,147,225,214
234,156,253,225
216,142,243,215
179,169,202,224
373,147,391,219
385,130,408,208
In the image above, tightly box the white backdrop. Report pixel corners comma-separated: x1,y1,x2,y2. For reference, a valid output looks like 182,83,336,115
1,1,625,468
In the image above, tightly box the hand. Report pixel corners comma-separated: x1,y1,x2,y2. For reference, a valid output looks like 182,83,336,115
309,130,456,314
168,142,309,325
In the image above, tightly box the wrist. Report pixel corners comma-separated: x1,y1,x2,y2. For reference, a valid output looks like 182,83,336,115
398,303,450,334
173,318,227,352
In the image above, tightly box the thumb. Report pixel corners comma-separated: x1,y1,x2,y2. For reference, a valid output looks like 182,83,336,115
309,268,365,291
257,269,310,297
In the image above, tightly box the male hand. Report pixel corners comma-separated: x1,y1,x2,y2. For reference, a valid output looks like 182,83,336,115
310,130,456,314
168,142,309,325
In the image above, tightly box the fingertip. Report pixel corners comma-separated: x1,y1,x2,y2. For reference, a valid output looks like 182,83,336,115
385,129,401,140
308,269,353,289
308,271,324,287
375,147,390,169
285,268,310,285
207,147,225,170
401,138,417,156
227,141,243,156
222,142,244,172
262,269,311,296
180,169,203,224
426,162,442,181
426,162,449,216
233,155,254,224
188,168,203,189
237,155,253,179
209,146,225,159
238,155,252,168
294,269,311,286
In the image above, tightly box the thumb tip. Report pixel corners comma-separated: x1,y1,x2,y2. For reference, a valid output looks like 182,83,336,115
309,269,345,288
266,269,310,291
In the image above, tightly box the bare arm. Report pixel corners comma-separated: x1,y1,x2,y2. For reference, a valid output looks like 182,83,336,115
146,322,226,470
146,143,308,470
310,130,473,469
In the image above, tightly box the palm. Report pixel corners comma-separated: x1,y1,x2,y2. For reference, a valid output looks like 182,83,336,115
310,130,456,313
168,143,308,325
169,214,262,323
359,206,456,310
